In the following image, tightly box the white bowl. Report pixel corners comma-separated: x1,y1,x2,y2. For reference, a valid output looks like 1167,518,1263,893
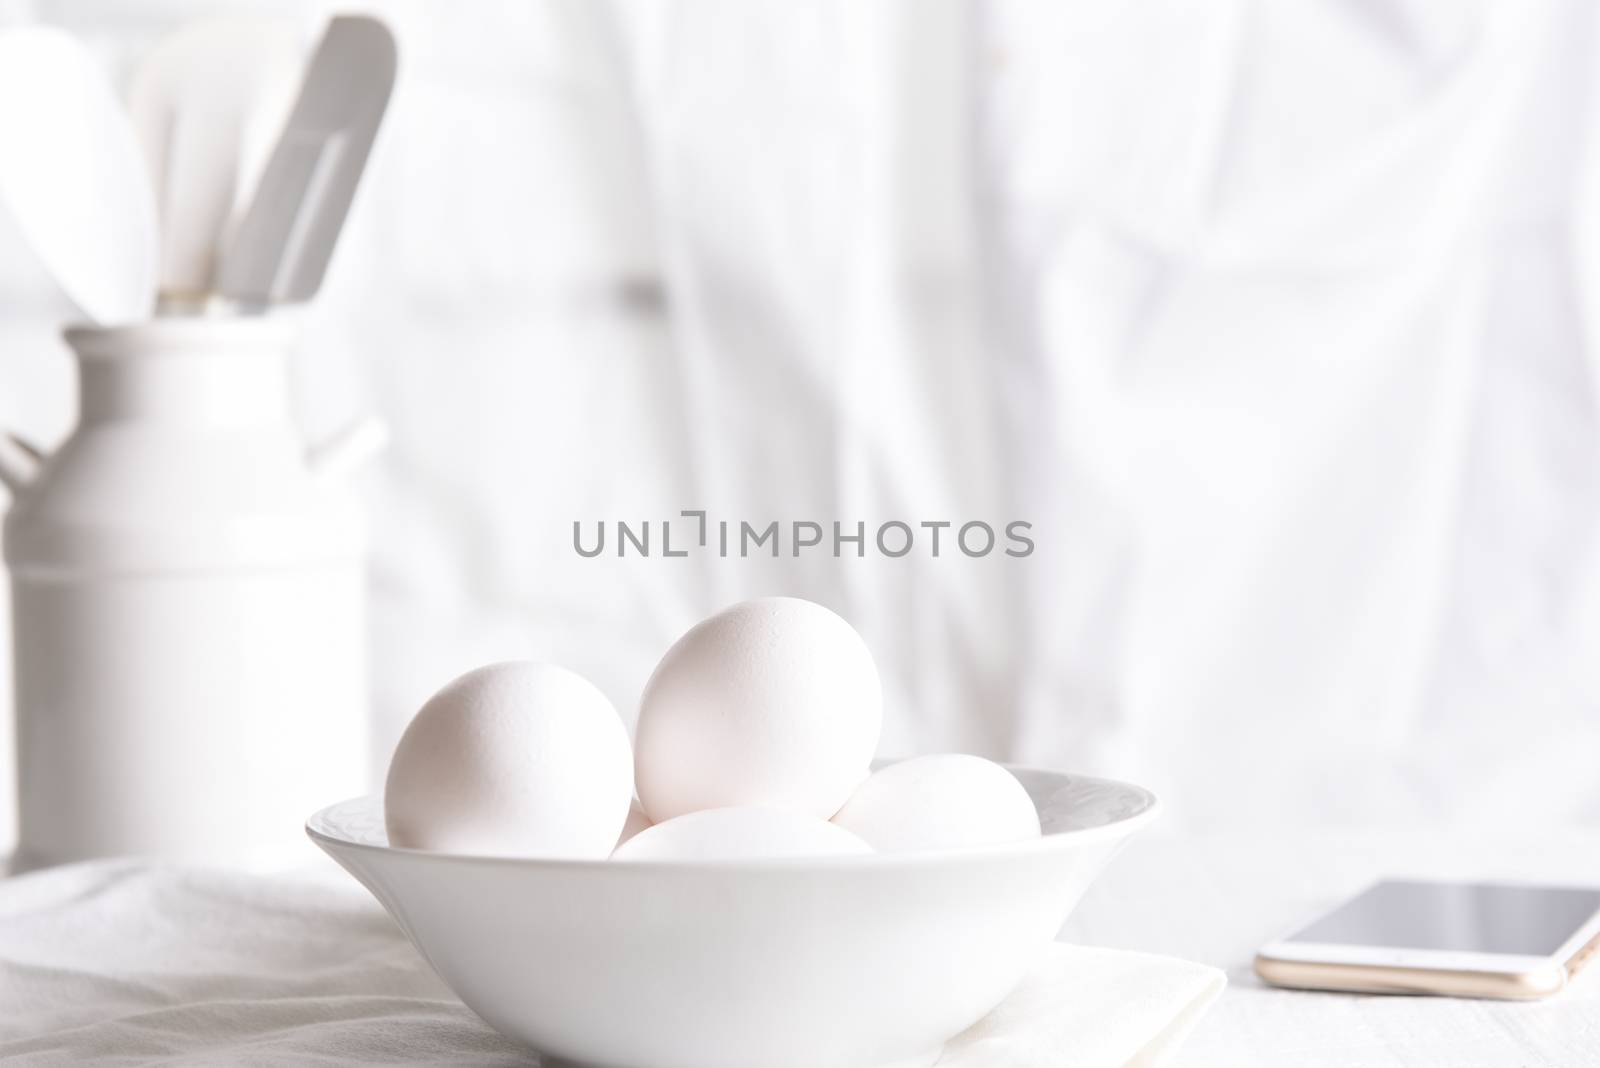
307,765,1157,1068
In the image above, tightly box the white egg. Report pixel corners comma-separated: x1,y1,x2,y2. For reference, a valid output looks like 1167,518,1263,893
831,754,1041,853
634,597,882,822
385,662,633,859
613,806,872,862
615,798,653,849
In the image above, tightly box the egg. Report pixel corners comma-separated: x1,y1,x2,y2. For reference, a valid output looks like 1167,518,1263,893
613,806,872,862
634,597,882,822
830,754,1041,853
385,662,633,858
615,799,653,849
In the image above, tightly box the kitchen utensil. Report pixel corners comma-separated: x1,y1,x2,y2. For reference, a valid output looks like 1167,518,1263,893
216,16,396,308
128,17,305,311
309,766,1159,1068
4,318,384,870
0,27,157,324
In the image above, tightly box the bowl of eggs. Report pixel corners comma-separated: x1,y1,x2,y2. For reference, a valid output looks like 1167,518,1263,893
308,597,1159,1068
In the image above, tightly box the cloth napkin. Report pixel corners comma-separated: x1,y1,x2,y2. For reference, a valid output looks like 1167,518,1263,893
0,860,1222,1066
940,944,1224,1067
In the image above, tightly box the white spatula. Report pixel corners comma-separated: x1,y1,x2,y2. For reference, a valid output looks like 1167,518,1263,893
216,15,396,309
0,27,157,324
128,16,305,312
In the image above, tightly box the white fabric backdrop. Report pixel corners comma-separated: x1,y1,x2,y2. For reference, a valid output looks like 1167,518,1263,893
0,0,1597,842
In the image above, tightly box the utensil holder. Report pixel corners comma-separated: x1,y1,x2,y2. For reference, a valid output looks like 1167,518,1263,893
1,317,381,869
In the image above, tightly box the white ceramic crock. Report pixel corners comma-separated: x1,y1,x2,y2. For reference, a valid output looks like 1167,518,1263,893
1,318,382,870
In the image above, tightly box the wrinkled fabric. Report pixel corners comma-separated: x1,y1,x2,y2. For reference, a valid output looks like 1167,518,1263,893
0,0,1595,840
0,860,1223,1067
0,862,530,1066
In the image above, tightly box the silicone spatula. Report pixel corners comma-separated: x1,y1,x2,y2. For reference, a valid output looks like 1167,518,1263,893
216,15,396,308
0,27,157,324
128,16,304,312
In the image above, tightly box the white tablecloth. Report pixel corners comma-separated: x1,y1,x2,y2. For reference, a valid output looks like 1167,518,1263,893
3,830,1597,1066
0,855,1222,1068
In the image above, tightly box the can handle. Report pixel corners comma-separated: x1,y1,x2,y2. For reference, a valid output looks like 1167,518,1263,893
306,415,387,484
0,431,43,495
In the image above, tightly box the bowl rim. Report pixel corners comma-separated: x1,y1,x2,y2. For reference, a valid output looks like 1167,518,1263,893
307,764,1161,873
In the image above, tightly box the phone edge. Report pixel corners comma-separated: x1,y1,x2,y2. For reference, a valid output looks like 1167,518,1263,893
1253,950,1567,1000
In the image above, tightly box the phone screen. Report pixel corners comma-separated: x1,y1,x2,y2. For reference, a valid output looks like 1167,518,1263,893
1287,881,1600,956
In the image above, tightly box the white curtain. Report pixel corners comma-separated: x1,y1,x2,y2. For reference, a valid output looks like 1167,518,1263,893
0,0,1596,838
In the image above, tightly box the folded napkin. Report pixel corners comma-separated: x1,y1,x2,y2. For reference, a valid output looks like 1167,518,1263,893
0,860,1221,1067
940,943,1225,1067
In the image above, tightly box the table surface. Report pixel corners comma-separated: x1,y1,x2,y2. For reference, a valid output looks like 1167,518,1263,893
1064,828,1600,1067
3,829,1597,1066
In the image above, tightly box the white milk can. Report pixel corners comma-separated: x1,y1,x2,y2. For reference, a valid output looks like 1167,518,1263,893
0,318,381,870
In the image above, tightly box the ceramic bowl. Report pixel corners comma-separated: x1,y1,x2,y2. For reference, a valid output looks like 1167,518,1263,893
307,765,1157,1068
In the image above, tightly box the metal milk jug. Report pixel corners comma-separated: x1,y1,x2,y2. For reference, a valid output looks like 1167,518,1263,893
0,318,381,870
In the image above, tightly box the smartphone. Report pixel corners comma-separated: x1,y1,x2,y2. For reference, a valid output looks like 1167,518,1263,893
1255,879,1600,999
